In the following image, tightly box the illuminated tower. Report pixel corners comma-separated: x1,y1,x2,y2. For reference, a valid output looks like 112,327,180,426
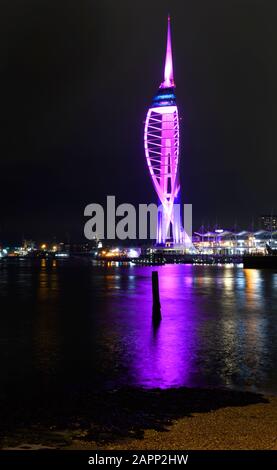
144,16,185,246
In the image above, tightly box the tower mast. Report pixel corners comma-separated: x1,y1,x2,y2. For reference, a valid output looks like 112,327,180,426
161,15,175,89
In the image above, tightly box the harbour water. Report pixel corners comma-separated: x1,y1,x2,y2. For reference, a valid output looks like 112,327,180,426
0,259,277,397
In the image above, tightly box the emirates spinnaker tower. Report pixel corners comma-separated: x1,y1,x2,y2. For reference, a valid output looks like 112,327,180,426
144,16,189,247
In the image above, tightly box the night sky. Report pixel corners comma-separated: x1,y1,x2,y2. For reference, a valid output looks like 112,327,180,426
1,0,277,243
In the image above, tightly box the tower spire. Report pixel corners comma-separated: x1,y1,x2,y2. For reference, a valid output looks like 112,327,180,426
160,15,175,89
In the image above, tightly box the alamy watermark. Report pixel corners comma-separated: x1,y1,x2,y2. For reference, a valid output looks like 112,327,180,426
84,196,192,241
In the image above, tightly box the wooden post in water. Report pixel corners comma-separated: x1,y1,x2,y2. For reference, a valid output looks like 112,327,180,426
152,271,162,321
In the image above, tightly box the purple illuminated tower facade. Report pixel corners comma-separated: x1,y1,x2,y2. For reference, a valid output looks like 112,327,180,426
144,16,186,246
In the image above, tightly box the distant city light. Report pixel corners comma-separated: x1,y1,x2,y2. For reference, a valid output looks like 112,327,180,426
55,253,69,258
127,249,141,258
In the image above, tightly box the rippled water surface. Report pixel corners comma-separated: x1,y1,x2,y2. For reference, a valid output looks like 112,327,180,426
0,259,276,395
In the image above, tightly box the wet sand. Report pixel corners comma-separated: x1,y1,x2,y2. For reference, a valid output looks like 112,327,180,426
68,395,277,450
1,388,276,450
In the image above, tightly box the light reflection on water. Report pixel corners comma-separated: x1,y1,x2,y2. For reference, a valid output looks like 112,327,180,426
0,260,276,395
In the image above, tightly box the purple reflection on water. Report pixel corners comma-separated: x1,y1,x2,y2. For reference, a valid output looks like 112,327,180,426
130,265,198,388
100,264,277,393
0,260,277,395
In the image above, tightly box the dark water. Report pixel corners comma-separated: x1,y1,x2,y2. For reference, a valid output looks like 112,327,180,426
0,259,277,396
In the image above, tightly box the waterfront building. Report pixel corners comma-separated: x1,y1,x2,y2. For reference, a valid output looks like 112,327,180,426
193,229,277,255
